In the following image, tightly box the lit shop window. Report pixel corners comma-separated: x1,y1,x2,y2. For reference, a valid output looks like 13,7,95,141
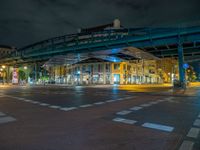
114,64,120,70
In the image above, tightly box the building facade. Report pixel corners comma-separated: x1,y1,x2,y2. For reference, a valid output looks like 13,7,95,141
44,58,177,85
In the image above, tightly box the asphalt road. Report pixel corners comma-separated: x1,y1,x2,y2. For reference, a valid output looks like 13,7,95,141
0,85,199,150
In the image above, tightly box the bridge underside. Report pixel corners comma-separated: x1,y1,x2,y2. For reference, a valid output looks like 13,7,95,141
44,47,159,66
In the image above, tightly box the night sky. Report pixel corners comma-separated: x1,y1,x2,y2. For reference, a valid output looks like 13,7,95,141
0,0,200,48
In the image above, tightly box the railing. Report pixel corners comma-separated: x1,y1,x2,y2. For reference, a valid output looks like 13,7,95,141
1,27,200,64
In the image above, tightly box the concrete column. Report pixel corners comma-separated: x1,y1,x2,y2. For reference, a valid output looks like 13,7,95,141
178,43,186,85
80,65,83,85
103,63,106,84
110,64,114,84
34,63,37,82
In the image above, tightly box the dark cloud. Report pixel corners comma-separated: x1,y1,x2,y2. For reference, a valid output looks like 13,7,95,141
0,0,200,48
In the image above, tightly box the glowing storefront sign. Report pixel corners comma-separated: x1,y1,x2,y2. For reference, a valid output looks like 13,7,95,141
12,68,18,84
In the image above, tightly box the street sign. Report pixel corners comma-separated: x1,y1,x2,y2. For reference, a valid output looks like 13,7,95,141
183,63,189,69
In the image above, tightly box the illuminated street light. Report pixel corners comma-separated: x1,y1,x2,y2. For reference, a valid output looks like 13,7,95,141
24,66,28,70
2,65,6,69
0,68,3,71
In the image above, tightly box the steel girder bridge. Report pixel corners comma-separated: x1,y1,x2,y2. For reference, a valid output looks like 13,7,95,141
1,26,200,85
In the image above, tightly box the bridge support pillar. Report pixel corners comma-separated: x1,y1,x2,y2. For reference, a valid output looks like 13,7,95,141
34,63,38,83
178,42,186,88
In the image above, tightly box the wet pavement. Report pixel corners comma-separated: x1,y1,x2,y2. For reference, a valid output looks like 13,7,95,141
0,85,199,150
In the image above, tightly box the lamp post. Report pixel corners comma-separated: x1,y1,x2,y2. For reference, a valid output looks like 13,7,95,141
1,65,6,84
24,66,28,83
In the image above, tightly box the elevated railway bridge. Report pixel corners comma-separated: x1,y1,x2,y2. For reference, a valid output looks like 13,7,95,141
1,26,200,86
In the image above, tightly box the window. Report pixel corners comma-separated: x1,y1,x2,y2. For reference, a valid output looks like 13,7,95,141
114,64,120,70
106,64,110,72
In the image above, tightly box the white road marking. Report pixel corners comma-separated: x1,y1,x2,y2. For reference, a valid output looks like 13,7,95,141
0,116,16,124
79,104,93,108
106,100,115,103
30,101,40,104
140,103,152,107
94,102,105,105
179,141,194,150
193,119,200,127
16,97,26,100
39,103,50,106
112,117,137,125
149,101,159,105
113,117,124,122
130,106,142,111
142,122,174,132
187,127,200,138
0,112,6,117
59,107,77,111
165,97,174,100
23,99,32,102
157,99,166,102
48,105,61,109
116,110,132,115
122,97,133,100
116,98,124,101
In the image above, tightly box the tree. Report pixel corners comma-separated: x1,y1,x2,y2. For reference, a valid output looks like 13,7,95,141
18,70,26,80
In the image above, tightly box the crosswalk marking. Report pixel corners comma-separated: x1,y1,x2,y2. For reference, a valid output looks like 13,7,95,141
116,110,132,115
105,100,115,103
0,116,16,124
39,103,50,106
112,117,137,125
187,127,200,138
140,103,152,107
179,141,194,150
79,104,93,108
0,112,6,117
94,102,105,105
193,119,200,127
142,122,174,132
59,107,77,111
129,106,142,111
48,105,61,109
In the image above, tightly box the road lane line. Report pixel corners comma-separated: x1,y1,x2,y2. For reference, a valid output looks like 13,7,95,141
165,97,174,100
0,112,6,117
187,127,200,138
94,102,105,105
116,110,132,115
140,104,152,107
79,104,93,108
158,99,166,102
30,101,40,104
193,119,200,127
142,122,174,132
48,105,61,109
0,116,16,124
149,101,159,105
129,106,142,111
116,98,124,101
179,141,194,150
39,103,50,106
112,117,137,125
59,107,77,111
106,100,115,103
15,97,26,100
23,99,32,102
